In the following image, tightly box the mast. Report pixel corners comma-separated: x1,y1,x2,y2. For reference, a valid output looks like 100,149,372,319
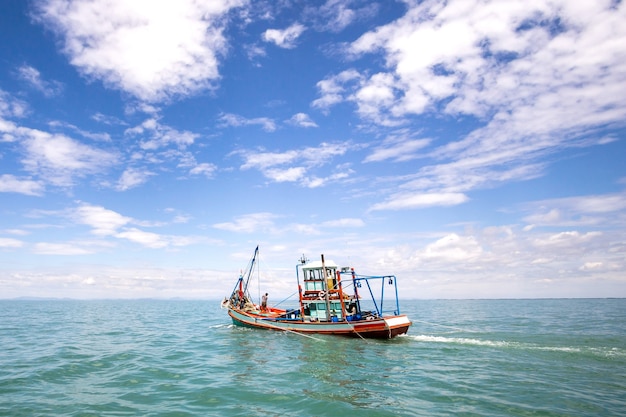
321,254,332,321
242,245,259,295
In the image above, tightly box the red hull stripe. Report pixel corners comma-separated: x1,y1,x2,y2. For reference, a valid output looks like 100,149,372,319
228,309,411,339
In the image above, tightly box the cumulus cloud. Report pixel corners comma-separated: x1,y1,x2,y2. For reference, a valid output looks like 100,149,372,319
0,90,28,118
35,0,246,102
116,168,155,191
115,228,168,249
262,23,306,49
306,0,379,33
218,113,276,132
73,203,132,236
422,233,483,263
314,0,626,211
125,118,199,150
69,202,202,249
13,127,117,188
287,113,318,128
346,0,626,127
312,69,362,111
522,192,626,227
0,174,44,196
189,162,217,178
236,142,352,187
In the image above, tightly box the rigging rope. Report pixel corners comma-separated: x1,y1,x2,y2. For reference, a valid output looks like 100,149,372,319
410,319,479,333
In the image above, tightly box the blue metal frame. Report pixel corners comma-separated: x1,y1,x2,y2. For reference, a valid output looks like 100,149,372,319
339,272,401,316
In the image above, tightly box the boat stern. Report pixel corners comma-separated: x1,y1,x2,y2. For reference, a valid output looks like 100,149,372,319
384,315,412,338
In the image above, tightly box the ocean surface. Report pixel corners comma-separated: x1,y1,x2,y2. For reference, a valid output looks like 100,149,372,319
1,299,624,416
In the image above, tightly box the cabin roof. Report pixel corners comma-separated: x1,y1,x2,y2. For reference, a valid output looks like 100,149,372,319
302,260,338,270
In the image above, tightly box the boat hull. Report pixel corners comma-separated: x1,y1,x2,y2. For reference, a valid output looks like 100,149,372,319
228,308,411,339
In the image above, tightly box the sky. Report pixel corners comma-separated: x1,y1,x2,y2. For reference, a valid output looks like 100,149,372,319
1,0,625,300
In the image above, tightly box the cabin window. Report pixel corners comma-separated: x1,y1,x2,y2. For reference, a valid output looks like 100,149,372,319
305,269,321,280
305,301,344,321
304,281,324,291
308,302,325,320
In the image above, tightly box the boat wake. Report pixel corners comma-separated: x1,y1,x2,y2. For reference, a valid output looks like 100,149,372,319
408,335,625,358
209,323,236,329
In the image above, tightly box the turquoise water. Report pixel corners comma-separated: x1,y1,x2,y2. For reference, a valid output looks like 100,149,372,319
1,299,624,416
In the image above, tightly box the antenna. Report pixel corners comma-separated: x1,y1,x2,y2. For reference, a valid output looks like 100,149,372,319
299,254,308,264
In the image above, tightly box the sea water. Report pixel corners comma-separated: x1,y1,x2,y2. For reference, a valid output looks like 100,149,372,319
1,299,624,416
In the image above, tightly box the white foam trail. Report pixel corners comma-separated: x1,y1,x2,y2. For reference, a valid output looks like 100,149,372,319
408,335,625,358
410,334,512,348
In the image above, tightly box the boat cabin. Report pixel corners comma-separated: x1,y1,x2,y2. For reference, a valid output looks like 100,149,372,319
299,259,351,322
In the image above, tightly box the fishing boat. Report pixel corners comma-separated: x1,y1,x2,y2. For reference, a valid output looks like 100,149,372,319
222,246,411,339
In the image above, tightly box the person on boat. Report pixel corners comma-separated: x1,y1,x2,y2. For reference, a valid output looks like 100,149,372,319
261,293,268,312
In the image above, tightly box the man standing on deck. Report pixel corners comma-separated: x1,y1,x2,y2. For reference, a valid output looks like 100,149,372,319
261,293,268,312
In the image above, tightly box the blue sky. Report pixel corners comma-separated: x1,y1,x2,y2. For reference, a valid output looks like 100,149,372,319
1,0,625,300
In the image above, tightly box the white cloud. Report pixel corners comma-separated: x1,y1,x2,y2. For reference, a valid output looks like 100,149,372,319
35,0,246,102
122,119,206,183
370,192,469,211
213,213,364,235
364,133,431,162
0,90,28,118
16,127,117,187
189,163,217,178
262,23,306,49
287,113,318,128
125,118,199,150
312,69,362,111
34,242,94,255
264,167,306,183
353,72,400,125
91,112,127,126
218,113,276,132
0,174,44,196
17,65,62,97
531,231,603,250
0,265,235,299
307,0,379,33
48,120,111,142
116,167,154,191
115,228,167,248
302,171,351,188
321,218,364,228
244,43,267,61
2,229,30,236
236,142,351,187
523,192,626,227
70,203,199,249
350,0,626,129
213,212,277,233
0,238,24,248
73,203,131,236
314,0,626,209
423,233,483,263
